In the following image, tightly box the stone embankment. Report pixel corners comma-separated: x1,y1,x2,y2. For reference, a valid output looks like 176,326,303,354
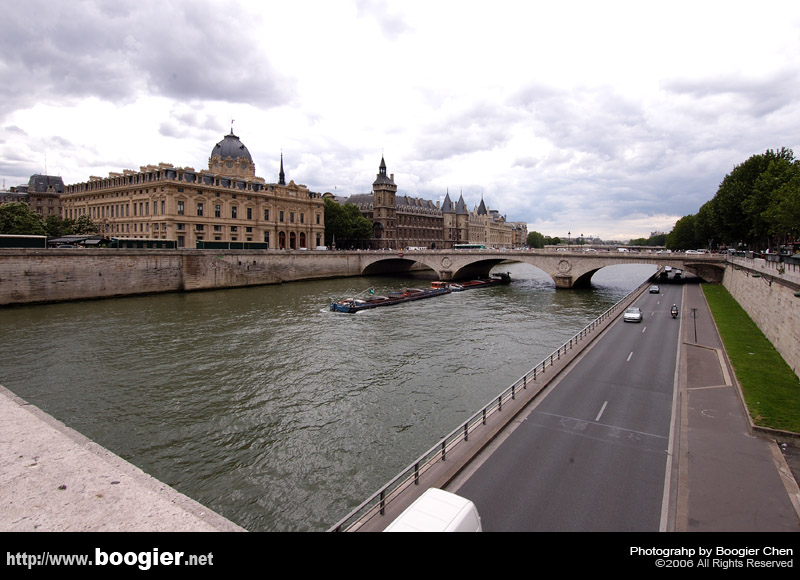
723,256,800,379
0,248,362,306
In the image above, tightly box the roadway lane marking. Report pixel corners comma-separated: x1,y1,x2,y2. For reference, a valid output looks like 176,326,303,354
595,400,608,422
642,326,647,333
627,352,633,362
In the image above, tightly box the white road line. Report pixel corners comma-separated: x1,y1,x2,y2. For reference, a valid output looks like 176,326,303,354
627,352,633,362
595,401,608,422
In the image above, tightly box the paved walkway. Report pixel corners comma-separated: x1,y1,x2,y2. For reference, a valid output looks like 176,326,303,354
0,386,244,532
675,283,800,531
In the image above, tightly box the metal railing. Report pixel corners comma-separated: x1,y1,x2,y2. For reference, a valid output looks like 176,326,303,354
328,279,650,532
728,255,800,290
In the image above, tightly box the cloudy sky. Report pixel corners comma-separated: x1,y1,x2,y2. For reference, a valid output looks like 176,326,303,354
2,0,799,240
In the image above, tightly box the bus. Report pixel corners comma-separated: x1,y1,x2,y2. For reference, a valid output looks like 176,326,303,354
0,234,47,248
195,240,270,250
453,243,486,250
109,238,176,249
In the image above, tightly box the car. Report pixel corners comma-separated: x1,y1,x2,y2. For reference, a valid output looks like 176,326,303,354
624,307,643,322
649,285,660,293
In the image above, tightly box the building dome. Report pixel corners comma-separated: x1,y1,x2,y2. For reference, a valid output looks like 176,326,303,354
211,131,253,163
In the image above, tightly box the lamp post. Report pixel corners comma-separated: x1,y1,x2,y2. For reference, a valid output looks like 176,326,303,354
568,231,571,249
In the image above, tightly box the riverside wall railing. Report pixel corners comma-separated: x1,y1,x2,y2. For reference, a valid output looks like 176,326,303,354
728,253,800,292
329,277,654,532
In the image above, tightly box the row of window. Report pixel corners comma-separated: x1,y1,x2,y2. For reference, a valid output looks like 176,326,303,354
173,232,324,249
175,201,320,224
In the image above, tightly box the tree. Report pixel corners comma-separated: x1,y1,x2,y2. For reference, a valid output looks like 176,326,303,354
0,203,46,235
526,231,545,248
323,199,372,248
711,148,795,247
666,147,798,251
762,169,800,243
666,214,700,250
43,215,73,237
694,201,716,249
73,215,99,235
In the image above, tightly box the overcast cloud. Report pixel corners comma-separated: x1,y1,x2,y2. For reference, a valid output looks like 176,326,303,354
2,0,799,240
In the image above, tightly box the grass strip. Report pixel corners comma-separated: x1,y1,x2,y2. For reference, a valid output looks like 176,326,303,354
702,284,800,433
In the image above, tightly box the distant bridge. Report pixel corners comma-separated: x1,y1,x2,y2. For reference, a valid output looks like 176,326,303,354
0,248,728,306
354,249,727,288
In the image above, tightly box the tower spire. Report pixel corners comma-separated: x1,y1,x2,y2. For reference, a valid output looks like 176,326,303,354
279,151,286,185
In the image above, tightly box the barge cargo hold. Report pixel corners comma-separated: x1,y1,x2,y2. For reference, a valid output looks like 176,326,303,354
330,282,451,313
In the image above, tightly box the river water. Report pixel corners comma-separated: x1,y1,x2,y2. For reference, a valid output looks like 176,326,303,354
0,261,656,531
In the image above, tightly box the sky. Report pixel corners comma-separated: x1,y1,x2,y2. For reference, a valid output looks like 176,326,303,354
2,0,799,241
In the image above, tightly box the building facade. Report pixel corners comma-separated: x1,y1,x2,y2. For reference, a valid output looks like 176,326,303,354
61,132,325,249
335,157,514,250
2,175,64,218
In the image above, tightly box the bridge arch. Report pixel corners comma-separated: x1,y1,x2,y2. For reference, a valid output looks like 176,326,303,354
353,251,726,287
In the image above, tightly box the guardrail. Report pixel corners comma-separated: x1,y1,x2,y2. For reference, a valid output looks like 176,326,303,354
329,278,651,532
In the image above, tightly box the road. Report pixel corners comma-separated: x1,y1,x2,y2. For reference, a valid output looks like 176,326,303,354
450,282,683,531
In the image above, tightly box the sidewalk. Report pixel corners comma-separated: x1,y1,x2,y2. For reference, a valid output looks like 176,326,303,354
0,385,244,532
676,283,800,532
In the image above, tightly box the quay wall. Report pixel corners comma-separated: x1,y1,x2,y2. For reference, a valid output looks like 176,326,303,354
0,249,364,305
722,258,800,378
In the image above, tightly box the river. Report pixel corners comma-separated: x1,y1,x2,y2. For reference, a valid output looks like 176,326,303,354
0,261,656,531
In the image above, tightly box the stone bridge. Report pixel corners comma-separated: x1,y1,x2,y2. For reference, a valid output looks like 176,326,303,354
355,249,727,288
0,248,728,306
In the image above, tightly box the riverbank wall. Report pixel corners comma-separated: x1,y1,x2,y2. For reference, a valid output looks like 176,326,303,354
0,249,366,305
722,256,800,379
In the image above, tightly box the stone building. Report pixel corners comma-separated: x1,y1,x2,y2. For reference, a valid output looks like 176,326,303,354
1,175,64,218
60,131,325,249
334,157,514,250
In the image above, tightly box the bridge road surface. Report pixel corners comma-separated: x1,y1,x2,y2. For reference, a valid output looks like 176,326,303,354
450,282,683,532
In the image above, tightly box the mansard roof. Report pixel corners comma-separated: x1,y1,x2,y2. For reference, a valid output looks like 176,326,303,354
346,193,374,207
28,174,64,194
397,194,438,212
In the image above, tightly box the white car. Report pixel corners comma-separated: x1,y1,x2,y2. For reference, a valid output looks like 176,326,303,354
624,307,643,323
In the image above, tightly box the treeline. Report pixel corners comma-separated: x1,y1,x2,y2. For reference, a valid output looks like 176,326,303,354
666,147,799,251
526,148,799,252
0,202,99,237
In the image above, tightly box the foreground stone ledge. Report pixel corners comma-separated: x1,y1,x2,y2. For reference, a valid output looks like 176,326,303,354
0,385,244,532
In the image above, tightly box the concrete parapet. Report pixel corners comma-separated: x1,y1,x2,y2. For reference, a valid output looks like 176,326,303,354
0,385,244,532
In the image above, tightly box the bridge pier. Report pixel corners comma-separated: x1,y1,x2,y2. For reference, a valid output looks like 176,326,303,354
554,275,573,289
439,271,453,281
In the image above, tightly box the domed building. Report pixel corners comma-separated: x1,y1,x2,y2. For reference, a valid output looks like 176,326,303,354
61,131,325,250
209,131,256,179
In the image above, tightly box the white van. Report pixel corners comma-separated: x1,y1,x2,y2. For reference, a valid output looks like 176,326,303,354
383,488,482,532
